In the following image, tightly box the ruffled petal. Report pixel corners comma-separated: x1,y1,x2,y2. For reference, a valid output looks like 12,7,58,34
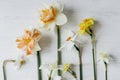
55,13,67,25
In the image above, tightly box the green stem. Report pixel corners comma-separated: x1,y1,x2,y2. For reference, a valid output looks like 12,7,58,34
2,62,6,80
68,68,77,78
74,45,83,80
104,62,107,80
48,70,53,80
57,25,61,76
2,60,15,80
37,51,42,80
91,36,97,80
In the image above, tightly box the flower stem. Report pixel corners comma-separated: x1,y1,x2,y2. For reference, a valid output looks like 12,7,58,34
91,36,97,80
104,62,107,80
37,51,42,80
2,62,6,80
74,45,83,80
2,60,15,80
68,68,77,78
48,70,53,80
57,25,61,76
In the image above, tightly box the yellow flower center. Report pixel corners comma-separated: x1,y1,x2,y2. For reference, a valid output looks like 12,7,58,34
20,60,24,65
63,64,70,72
23,38,31,44
100,53,107,59
40,6,56,23
66,37,72,41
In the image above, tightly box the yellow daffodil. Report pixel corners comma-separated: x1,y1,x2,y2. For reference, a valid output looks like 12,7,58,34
63,64,70,72
39,1,67,30
16,28,41,55
63,64,77,78
78,18,94,34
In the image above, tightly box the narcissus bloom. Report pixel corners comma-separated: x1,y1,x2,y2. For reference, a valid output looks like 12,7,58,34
58,31,78,51
16,28,41,55
39,1,67,30
78,18,94,34
63,64,77,79
15,54,26,69
63,64,70,72
98,52,112,64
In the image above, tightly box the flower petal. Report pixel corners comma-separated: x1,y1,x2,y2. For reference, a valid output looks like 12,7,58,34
66,42,75,50
58,43,67,51
52,1,64,12
48,21,56,31
55,13,67,25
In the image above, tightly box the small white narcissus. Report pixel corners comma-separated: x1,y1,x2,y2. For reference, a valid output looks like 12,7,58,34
58,31,78,51
98,52,112,64
15,54,26,69
39,1,67,30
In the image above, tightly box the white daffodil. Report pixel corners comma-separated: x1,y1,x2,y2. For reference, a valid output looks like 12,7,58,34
98,52,112,64
40,64,63,80
58,31,78,51
39,1,67,30
16,28,41,55
14,54,26,69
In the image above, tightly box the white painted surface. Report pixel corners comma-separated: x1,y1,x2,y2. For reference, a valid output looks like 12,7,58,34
0,0,120,80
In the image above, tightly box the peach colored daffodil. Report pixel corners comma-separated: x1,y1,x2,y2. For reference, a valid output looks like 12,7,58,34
16,28,41,55
39,1,67,30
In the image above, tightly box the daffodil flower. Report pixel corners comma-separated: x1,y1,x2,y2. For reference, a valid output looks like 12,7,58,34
16,28,42,80
2,54,26,80
63,64,77,79
14,54,26,69
16,28,41,55
58,31,78,51
77,18,94,35
39,1,67,30
98,52,112,80
40,64,63,80
78,18,96,80
98,52,112,64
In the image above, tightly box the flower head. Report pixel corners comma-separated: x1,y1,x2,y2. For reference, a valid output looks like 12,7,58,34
16,28,41,55
14,54,26,69
63,64,77,78
78,18,94,34
98,52,112,64
63,64,70,72
39,1,67,30
58,31,78,51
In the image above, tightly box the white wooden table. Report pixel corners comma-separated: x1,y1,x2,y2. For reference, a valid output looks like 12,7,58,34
0,0,120,80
